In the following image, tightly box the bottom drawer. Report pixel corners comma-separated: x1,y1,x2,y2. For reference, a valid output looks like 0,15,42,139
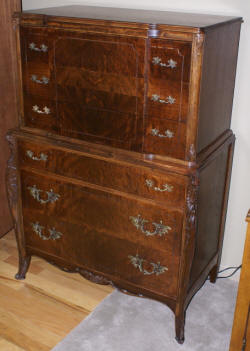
143,118,186,159
23,213,179,298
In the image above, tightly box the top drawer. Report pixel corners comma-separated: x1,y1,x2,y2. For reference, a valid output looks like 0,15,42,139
20,27,50,66
18,139,187,207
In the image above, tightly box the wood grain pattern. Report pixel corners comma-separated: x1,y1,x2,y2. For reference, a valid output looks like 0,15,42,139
0,230,113,351
229,211,250,351
0,0,21,237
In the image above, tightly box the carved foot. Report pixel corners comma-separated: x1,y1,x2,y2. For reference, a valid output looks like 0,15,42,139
15,256,31,280
175,312,185,344
209,265,218,284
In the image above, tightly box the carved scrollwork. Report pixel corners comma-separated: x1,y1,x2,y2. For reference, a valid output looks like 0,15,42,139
185,175,199,247
6,133,18,215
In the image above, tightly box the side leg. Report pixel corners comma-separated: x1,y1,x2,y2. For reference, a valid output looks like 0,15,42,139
175,311,186,344
15,255,31,280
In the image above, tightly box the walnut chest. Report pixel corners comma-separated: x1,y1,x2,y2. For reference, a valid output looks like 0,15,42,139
7,6,242,343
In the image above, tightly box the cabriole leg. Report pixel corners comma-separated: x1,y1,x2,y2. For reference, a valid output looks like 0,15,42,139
175,311,186,344
15,256,31,280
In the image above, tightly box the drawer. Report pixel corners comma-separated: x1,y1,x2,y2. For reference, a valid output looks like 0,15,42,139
20,26,50,66
23,212,179,298
18,140,187,206
148,39,191,122
20,170,184,256
23,94,58,133
23,66,54,100
143,119,186,159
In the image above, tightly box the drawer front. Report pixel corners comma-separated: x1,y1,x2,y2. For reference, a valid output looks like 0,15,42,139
21,27,50,66
23,212,179,298
148,39,191,122
23,94,58,133
18,140,187,206
20,170,183,256
143,119,186,158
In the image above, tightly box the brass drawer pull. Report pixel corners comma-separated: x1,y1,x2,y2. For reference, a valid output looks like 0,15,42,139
152,56,177,69
151,94,176,105
145,179,173,192
151,128,174,138
128,254,168,276
31,75,49,85
28,185,60,204
129,214,171,236
26,150,48,162
32,105,51,114
31,222,62,240
29,42,48,52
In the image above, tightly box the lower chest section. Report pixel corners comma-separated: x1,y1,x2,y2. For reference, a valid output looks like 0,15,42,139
17,139,188,299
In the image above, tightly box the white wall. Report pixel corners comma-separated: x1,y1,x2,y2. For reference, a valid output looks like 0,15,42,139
22,0,250,280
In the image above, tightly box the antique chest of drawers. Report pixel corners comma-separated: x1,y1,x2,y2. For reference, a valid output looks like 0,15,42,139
7,6,242,343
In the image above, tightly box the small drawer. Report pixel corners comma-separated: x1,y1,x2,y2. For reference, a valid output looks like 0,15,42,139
23,213,179,299
21,27,50,66
149,39,191,82
18,139,187,206
23,66,54,100
143,119,186,159
21,170,184,256
23,94,58,133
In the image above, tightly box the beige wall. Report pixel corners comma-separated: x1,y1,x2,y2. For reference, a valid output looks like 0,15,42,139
22,0,250,280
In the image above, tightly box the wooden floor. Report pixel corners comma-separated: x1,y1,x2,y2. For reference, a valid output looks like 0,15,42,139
0,230,114,351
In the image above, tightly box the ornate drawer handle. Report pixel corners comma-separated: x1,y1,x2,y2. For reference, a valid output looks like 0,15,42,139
129,214,171,236
145,179,173,192
28,185,60,204
31,75,49,85
128,254,168,276
152,57,177,69
26,150,48,162
32,105,51,114
31,222,62,240
151,94,176,105
29,42,48,52
151,128,174,138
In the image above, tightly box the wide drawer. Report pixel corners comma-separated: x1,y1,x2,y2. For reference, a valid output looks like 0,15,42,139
20,169,183,256
23,212,179,298
18,139,187,206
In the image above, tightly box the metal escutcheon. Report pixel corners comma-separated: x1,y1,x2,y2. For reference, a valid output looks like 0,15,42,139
129,214,171,236
28,185,60,204
31,222,62,240
128,254,168,276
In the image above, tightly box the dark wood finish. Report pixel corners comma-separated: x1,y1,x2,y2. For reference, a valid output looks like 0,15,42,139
7,6,242,344
0,0,21,237
197,21,242,153
229,211,250,351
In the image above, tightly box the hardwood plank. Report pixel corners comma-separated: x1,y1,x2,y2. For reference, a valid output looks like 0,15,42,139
0,337,26,351
0,230,114,350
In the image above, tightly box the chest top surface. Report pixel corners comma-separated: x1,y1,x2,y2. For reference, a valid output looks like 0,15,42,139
23,5,241,31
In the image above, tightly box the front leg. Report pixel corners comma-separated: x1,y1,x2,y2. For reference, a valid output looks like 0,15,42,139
175,310,186,344
15,256,31,280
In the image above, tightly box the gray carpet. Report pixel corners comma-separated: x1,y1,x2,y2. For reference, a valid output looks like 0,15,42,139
51,279,237,351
